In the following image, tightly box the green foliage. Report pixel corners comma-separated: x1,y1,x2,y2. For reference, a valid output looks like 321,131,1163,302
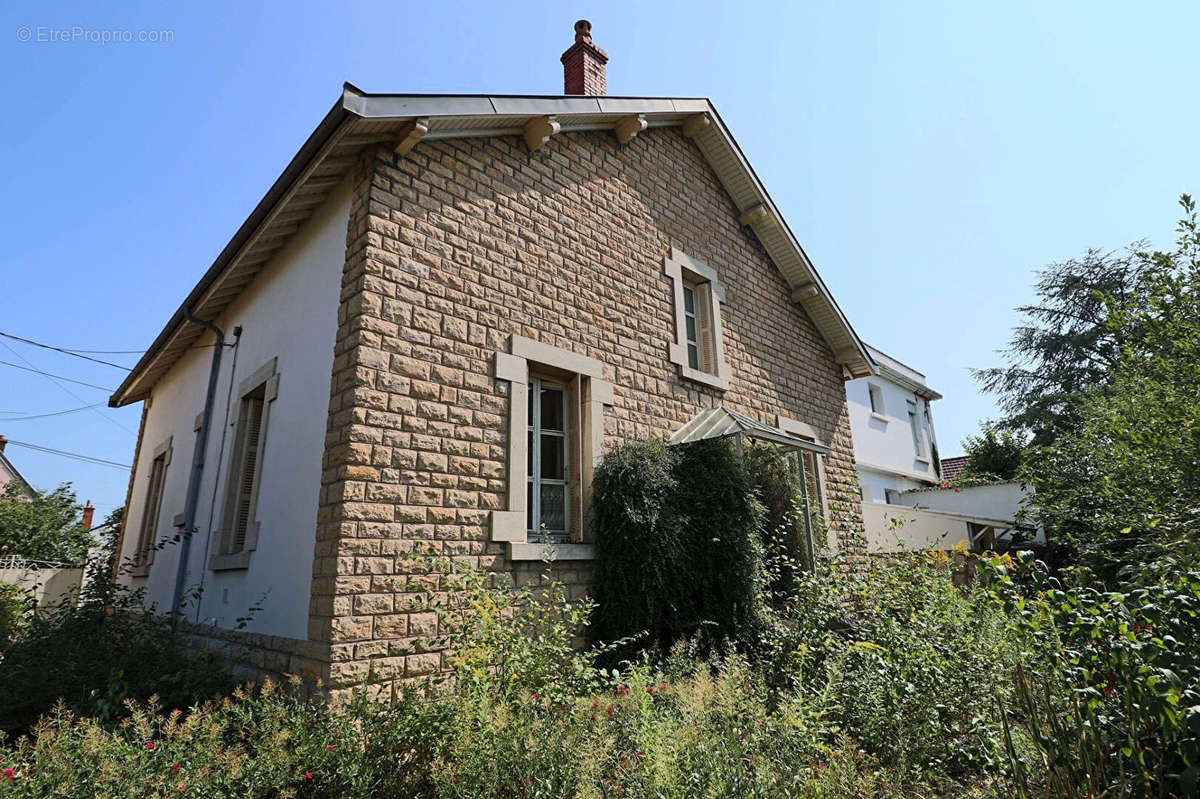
0,482,90,564
0,583,31,651
1025,195,1200,581
990,555,1200,797
958,423,1028,483
972,245,1157,446
0,562,232,736
0,559,1008,798
589,438,765,662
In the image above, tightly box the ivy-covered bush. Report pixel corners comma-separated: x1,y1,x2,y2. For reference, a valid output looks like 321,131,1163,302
588,438,765,662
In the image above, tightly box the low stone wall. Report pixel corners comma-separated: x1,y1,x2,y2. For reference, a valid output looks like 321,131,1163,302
178,620,327,687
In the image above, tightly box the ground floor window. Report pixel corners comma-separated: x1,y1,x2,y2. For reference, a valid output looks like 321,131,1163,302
527,376,570,543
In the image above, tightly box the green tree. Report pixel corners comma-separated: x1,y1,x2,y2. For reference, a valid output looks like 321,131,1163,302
972,246,1156,446
1026,195,1200,581
959,424,1027,482
0,482,90,564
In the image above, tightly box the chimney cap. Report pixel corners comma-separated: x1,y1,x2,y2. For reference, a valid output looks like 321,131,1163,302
574,20,592,41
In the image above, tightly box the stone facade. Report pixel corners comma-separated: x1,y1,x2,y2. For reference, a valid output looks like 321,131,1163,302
308,125,865,700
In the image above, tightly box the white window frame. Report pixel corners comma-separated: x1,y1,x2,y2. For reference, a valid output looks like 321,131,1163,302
211,358,279,572
867,383,887,418
665,247,730,390
493,336,613,561
527,376,571,543
130,436,172,577
907,398,928,461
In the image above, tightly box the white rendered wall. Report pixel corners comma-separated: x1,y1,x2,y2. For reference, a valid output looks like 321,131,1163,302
898,482,1046,545
846,374,938,500
118,176,350,640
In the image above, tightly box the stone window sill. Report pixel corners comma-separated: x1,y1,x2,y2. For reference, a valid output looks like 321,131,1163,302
210,551,252,572
870,412,889,423
507,542,595,562
678,365,729,391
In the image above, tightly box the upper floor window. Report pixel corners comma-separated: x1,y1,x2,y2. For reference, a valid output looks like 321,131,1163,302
868,383,886,416
907,399,926,459
211,358,278,571
527,376,570,543
665,247,730,390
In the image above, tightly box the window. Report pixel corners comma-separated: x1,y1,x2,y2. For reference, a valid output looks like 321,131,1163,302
907,399,926,458
527,377,570,543
665,247,730,390
492,336,613,560
131,437,171,575
212,359,278,571
868,383,885,416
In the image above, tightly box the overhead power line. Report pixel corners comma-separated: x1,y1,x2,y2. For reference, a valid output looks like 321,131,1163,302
0,403,106,421
0,331,134,370
0,360,115,391
0,340,134,435
3,439,131,470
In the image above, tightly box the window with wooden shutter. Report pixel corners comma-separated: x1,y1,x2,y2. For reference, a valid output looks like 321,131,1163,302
133,448,169,571
211,358,278,571
665,247,730,390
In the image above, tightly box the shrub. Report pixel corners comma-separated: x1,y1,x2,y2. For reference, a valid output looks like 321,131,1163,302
992,555,1200,796
0,572,232,736
589,438,765,663
0,583,31,651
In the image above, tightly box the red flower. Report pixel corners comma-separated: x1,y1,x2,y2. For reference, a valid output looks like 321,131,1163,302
605,705,614,717
2,768,15,779
326,745,335,751
591,700,600,709
532,693,540,700
635,749,645,758
171,763,181,773
145,743,155,750
659,683,667,692
645,687,654,694
304,771,314,780
172,709,183,716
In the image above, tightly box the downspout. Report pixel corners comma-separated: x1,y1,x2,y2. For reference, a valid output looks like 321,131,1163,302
171,308,226,621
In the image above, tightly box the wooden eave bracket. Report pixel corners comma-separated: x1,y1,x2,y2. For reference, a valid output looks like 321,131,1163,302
681,113,711,138
614,114,648,144
790,282,819,302
393,118,430,156
524,116,561,151
739,203,773,227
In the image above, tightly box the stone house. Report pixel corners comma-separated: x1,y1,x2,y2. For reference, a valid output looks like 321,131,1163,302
110,22,874,697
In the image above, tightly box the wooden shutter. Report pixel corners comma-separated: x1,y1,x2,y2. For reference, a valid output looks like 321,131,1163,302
136,455,167,564
697,285,715,374
231,396,264,553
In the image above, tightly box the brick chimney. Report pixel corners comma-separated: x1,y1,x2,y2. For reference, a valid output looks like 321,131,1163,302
0,435,6,454
81,501,95,531
561,20,608,95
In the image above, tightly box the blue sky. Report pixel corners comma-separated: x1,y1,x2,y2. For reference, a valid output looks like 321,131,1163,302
1,1,1197,516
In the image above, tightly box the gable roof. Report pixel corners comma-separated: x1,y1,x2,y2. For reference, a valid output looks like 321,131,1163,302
109,85,873,407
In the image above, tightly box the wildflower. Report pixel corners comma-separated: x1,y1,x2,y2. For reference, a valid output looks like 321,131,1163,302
606,705,614,717
304,771,314,780
172,709,183,716
635,750,645,758
645,686,654,694
171,763,181,773
591,700,600,709
2,768,15,780
659,683,667,692
145,743,155,751
326,745,335,751
532,693,541,700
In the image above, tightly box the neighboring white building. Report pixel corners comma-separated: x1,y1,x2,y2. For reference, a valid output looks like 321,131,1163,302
846,344,942,505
